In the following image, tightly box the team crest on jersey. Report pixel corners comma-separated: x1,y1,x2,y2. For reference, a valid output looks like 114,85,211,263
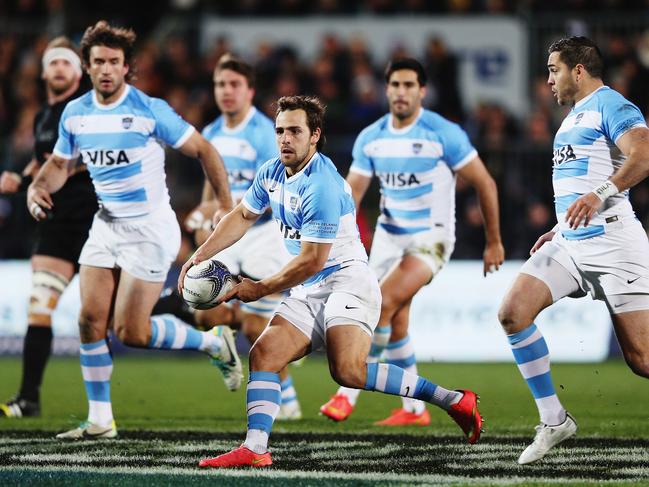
412,142,423,154
289,196,298,211
121,117,133,129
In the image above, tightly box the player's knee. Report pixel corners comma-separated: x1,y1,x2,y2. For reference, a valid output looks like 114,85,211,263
626,353,649,379
497,300,522,333
329,357,366,389
28,270,68,326
249,338,281,372
113,322,149,347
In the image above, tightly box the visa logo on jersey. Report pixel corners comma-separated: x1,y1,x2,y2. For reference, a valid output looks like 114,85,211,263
81,150,130,165
378,172,421,187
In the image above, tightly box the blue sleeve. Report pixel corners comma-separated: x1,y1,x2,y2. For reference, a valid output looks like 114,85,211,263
439,122,477,170
300,181,341,243
349,131,374,176
150,98,195,148
601,97,647,143
52,106,77,159
242,165,270,214
255,125,279,172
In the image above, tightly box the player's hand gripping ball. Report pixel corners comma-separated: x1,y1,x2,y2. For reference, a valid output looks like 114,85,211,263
182,259,234,310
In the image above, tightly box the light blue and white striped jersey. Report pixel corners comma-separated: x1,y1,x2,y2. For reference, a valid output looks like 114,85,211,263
53,85,194,219
553,86,646,240
349,109,477,239
201,107,277,204
243,152,368,286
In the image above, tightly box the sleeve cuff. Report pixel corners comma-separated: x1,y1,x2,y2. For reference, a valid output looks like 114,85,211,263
451,149,478,172
300,235,335,244
242,198,266,215
349,166,373,178
172,125,196,149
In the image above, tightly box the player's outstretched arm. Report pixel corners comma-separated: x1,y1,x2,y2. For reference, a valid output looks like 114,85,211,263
566,127,649,229
26,154,70,220
456,156,505,276
177,203,259,293
179,131,233,216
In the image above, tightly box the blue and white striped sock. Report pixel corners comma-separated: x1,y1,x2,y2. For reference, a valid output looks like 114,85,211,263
280,375,299,407
336,325,392,405
364,362,460,410
244,371,281,454
386,335,426,414
149,315,220,354
507,323,565,425
80,339,114,427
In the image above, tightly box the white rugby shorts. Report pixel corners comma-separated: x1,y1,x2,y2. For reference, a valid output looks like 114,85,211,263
216,218,291,318
521,218,649,314
274,263,381,351
78,205,180,282
369,224,454,281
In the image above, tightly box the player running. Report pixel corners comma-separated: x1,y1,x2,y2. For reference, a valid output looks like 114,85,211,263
0,37,96,419
154,54,301,417
498,36,649,464
27,20,239,440
321,58,504,426
179,95,483,469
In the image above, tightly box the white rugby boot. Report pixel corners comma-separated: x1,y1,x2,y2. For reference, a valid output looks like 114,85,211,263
56,420,117,440
276,400,302,421
208,326,243,392
518,412,577,464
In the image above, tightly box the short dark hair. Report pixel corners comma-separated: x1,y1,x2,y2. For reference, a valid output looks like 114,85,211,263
215,54,255,89
276,95,326,151
80,20,137,82
548,36,604,78
384,58,427,86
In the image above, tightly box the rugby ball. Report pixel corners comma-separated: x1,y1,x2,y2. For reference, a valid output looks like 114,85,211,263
182,259,234,310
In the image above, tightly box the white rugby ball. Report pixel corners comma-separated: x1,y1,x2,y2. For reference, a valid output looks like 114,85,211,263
182,259,234,310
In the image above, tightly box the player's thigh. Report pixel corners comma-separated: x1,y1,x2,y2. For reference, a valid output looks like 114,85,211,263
113,271,165,336
241,312,271,344
78,265,119,338
611,309,649,375
250,314,311,371
194,303,237,330
379,254,432,312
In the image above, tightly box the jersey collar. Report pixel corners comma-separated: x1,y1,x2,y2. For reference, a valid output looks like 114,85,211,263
388,107,422,135
221,106,257,134
92,84,131,110
573,85,607,110
285,151,319,183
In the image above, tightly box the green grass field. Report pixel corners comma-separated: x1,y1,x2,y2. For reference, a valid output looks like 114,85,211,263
1,355,648,486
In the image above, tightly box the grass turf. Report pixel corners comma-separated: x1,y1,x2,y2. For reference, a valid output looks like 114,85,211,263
1,356,648,486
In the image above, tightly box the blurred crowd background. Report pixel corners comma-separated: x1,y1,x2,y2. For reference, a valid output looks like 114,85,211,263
3,0,649,264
